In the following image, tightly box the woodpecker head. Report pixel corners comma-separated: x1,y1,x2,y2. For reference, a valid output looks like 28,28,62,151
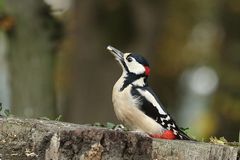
107,46,150,78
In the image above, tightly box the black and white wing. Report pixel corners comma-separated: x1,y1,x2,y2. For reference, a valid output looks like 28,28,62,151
131,85,193,140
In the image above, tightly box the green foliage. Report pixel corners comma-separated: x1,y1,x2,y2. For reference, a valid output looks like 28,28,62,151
210,136,227,145
93,122,102,127
0,102,10,117
92,122,129,131
4,108,10,116
210,136,240,147
106,122,115,129
180,127,189,131
55,115,62,121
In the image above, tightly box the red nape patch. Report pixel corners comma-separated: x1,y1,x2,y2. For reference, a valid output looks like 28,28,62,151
144,66,150,76
150,130,176,140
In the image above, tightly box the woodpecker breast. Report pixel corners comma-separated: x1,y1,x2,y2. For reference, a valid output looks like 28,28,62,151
112,75,165,134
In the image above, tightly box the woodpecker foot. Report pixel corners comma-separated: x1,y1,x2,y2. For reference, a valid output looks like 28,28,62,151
150,130,176,140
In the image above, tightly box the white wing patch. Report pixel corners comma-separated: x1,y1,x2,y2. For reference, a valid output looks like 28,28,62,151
136,89,166,115
173,129,178,135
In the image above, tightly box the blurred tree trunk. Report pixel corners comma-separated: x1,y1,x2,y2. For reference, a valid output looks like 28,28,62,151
57,1,118,123
6,0,57,118
0,32,10,109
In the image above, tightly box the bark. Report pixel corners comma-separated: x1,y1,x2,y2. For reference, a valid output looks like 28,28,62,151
0,117,239,160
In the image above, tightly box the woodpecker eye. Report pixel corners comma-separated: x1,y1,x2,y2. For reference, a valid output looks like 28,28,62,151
127,57,133,62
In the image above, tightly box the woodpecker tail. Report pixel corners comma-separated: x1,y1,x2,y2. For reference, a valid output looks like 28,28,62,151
176,129,196,141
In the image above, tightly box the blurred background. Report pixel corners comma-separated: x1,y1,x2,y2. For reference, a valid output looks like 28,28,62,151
0,0,239,141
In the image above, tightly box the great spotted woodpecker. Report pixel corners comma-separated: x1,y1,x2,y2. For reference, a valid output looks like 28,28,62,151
107,45,194,140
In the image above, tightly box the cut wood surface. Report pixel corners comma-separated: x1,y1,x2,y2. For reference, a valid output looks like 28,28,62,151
0,117,239,160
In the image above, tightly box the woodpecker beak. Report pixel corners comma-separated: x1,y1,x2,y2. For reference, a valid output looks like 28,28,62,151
107,45,124,61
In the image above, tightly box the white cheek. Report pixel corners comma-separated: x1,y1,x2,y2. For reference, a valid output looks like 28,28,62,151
127,61,145,74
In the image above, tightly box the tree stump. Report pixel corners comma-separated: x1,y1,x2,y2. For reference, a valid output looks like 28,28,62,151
0,117,239,160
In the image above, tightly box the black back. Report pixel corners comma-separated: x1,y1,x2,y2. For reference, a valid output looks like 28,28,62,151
131,85,194,140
